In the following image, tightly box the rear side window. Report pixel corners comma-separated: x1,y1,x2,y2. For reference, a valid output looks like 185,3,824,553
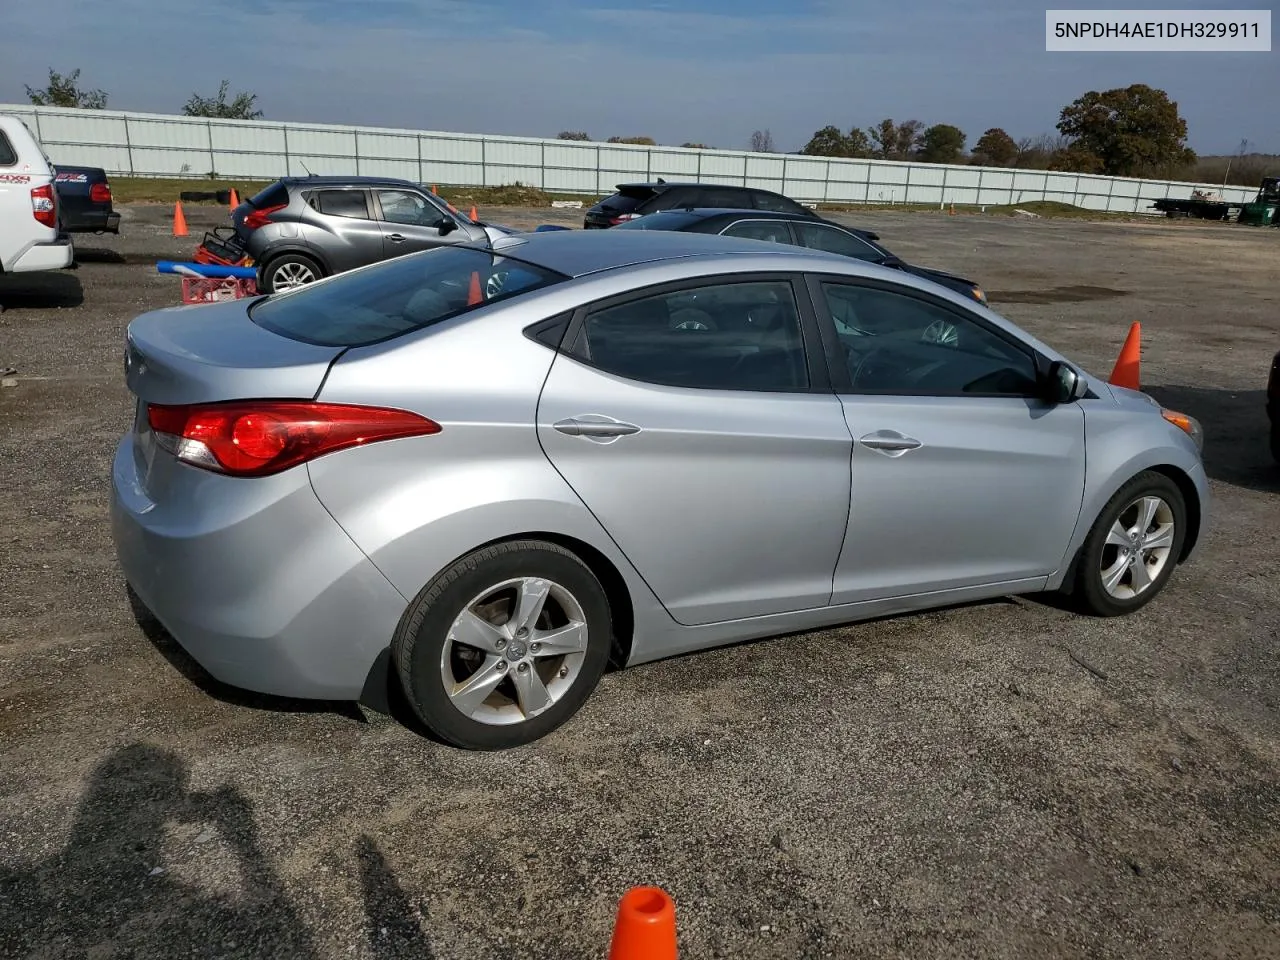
250,246,568,347
309,189,370,219
248,182,290,209
752,191,810,214
721,219,795,244
0,132,17,167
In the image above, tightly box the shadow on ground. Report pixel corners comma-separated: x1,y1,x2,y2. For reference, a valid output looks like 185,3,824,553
0,745,433,957
127,587,368,724
1145,384,1279,493
0,272,84,310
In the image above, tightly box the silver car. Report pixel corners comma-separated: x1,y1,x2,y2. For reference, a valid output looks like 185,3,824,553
111,230,1209,750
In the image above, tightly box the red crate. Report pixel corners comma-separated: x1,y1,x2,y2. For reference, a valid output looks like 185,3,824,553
181,276,258,304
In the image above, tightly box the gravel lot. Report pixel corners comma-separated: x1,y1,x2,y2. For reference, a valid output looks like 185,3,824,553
1,203,1277,960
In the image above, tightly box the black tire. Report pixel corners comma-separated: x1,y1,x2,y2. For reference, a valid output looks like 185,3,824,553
1066,470,1187,617
393,540,613,750
259,252,324,294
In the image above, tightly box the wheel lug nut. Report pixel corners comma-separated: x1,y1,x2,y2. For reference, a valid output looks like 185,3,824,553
497,660,508,672
496,639,507,650
531,642,542,654
518,662,529,674
558,666,568,678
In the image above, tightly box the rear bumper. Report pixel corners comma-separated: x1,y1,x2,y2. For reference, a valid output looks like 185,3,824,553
64,209,120,234
110,434,408,700
10,238,74,272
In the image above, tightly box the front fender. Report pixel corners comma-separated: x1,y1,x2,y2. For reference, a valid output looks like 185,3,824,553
1047,401,1209,588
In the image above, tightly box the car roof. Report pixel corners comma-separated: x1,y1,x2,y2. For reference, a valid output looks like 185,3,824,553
280,175,421,189
638,207,881,240
485,227,848,278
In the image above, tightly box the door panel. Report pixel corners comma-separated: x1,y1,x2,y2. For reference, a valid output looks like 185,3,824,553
833,395,1085,602
374,189,477,258
300,188,383,272
809,276,1087,602
536,277,853,625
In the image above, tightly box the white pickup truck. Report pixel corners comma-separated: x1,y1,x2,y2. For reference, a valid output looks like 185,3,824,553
0,114,74,274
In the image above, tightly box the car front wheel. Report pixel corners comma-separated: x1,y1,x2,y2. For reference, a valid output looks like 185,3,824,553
1067,471,1188,617
393,540,613,750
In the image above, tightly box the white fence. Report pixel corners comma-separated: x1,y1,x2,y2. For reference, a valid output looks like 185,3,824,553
2,103,1258,214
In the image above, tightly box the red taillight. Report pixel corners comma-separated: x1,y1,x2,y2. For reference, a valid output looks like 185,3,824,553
243,203,287,230
31,184,56,228
608,213,640,225
146,400,441,477
90,182,112,203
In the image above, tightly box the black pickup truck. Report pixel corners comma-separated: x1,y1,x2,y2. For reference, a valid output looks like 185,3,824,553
53,165,120,234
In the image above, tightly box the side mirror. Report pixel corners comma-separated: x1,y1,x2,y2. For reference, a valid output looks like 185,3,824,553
1044,360,1089,404
435,217,457,235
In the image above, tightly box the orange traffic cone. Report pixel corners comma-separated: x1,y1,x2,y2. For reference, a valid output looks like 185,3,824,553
467,271,483,306
608,887,677,960
468,205,478,222
229,188,239,214
172,201,188,237
949,202,956,216
431,184,438,194
1108,321,1141,390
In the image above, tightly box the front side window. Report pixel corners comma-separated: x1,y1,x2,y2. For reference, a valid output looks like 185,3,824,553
250,246,567,347
794,223,882,262
752,191,809,214
376,189,441,226
571,280,810,392
820,281,1039,396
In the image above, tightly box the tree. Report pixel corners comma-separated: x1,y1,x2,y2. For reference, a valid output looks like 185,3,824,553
557,131,591,140
750,129,776,152
917,124,966,164
680,142,713,149
799,125,871,158
867,119,923,160
971,128,1018,166
607,136,657,145
182,80,263,120
25,68,107,109
1056,83,1195,177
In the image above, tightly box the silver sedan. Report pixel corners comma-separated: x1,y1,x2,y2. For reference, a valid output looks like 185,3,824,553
110,229,1209,750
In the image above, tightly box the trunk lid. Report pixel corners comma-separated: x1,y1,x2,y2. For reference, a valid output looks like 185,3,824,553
124,299,343,406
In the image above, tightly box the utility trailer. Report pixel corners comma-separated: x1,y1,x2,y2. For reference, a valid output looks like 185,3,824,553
1150,177,1279,224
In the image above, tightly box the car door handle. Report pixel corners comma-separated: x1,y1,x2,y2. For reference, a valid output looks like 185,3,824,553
858,430,922,456
552,416,641,441
387,233,406,243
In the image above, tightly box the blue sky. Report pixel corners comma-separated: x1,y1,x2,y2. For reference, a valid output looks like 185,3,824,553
1,0,1276,154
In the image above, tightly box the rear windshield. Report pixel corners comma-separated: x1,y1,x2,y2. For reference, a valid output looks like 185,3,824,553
248,182,290,209
600,188,655,212
249,245,568,347
612,211,705,231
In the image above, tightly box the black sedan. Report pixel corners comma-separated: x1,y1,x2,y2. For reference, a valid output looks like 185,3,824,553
612,208,987,305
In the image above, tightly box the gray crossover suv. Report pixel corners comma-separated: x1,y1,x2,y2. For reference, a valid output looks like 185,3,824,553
231,176,516,293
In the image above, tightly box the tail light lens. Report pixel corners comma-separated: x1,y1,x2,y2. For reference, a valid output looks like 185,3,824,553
146,400,441,477
243,203,287,230
31,184,56,227
89,182,112,203
608,213,640,225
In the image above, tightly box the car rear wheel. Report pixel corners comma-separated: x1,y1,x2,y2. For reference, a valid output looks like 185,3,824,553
261,253,323,294
393,540,613,750
1066,471,1187,617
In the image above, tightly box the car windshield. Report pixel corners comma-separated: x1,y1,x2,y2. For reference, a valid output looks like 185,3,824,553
611,211,705,231
249,245,568,347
